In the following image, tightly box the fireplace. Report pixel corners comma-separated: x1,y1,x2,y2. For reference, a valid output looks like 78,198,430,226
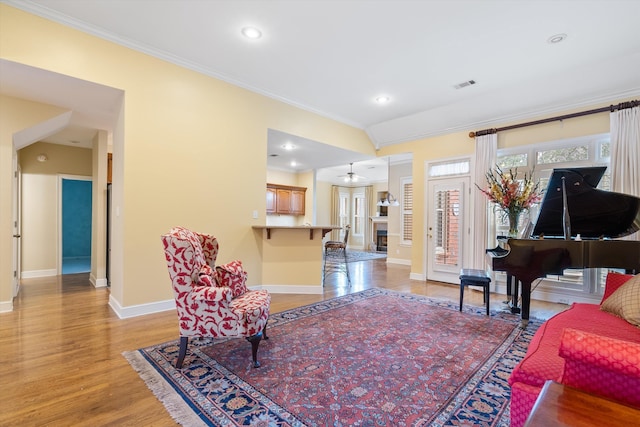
376,230,388,252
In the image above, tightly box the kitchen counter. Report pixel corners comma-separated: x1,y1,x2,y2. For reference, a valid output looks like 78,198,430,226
252,225,341,293
252,225,339,240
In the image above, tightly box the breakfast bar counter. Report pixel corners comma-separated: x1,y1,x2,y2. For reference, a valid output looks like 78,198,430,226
252,225,340,293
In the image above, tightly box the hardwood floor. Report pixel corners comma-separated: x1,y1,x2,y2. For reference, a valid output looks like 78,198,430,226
0,260,567,426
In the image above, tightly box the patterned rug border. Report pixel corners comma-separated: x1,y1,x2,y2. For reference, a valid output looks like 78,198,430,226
325,250,387,264
124,288,543,426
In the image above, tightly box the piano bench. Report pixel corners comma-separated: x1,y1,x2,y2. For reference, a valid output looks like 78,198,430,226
459,269,492,315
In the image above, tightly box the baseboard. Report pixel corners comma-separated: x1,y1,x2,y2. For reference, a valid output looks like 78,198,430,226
409,272,425,281
0,299,13,313
261,284,324,294
21,269,57,278
90,273,108,288
386,257,411,266
108,295,175,319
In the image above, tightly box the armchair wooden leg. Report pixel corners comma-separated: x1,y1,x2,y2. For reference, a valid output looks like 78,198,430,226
176,336,189,369
263,320,269,340
246,332,263,368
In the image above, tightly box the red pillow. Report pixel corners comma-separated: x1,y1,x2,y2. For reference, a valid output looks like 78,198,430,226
197,264,216,287
215,260,248,298
600,271,634,304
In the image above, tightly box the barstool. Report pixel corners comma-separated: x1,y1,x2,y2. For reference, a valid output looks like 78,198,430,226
323,225,351,286
459,268,492,315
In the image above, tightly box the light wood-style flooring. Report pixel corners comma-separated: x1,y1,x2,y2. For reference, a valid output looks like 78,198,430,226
0,260,567,426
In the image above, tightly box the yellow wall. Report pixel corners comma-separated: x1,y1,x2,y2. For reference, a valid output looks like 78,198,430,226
0,4,374,312
91,130,109,287
315,180,334,228
256,227,326,290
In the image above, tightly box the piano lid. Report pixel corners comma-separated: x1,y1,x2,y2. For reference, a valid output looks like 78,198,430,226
531,167,640,239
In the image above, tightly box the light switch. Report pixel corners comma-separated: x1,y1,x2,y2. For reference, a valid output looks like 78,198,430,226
252,210,259,219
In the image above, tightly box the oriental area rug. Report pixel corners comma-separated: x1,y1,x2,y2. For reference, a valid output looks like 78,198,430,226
124,288,541,427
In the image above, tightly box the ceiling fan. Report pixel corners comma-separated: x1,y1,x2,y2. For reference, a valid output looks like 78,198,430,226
339,163,368,183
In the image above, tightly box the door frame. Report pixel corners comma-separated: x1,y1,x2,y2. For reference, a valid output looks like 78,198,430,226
58,174,93,275
424,158,471,284
12,148,21,297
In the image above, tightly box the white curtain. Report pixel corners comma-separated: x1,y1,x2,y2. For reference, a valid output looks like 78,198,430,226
610,105,640,240
472,133,497,269
364,185,373,250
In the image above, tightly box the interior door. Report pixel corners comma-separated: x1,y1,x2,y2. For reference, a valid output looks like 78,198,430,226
427,177,468,283
12,153,21,296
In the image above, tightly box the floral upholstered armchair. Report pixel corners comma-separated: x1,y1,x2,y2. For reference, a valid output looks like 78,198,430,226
161,226,271,368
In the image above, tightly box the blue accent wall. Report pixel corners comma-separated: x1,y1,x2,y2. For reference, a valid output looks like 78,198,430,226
62,179,92,258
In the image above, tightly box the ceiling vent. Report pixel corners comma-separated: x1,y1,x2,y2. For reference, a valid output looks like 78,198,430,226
454,80,476,89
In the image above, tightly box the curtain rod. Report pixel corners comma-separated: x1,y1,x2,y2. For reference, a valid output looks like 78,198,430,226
469,99,639,138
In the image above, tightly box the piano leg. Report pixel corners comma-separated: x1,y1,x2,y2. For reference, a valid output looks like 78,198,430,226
520,280,532,327
507,274,521,314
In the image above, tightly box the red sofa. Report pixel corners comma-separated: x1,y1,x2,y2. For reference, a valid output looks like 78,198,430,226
508,272,640,427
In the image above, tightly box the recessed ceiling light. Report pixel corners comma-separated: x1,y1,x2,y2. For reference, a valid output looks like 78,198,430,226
375,96,390,104
241,26,262,39
547,33,567,44
290,161,297,167
282,143,296,150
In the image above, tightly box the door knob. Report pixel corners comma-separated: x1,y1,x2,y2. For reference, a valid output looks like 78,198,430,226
13,234,21,238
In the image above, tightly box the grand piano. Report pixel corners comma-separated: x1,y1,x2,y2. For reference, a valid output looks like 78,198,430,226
489,166,640,325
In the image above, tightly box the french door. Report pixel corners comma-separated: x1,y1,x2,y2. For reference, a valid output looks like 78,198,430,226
427,177,469,283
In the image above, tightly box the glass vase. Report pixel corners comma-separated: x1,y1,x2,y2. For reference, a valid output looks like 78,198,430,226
507,210,520,238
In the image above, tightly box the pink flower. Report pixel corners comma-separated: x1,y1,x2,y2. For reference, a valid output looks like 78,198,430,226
476,166,542,214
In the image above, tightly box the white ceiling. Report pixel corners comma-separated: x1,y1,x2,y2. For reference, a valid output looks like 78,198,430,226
2,0,640,183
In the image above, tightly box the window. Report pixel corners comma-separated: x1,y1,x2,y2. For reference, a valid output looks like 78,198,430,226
352,191,365,237
537,145,589,164
401,178,413,244
429,160,470,177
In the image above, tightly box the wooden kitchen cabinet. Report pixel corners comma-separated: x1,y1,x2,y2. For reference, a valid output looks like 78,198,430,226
276,188,291,213
266,187,277,214
267,184,306,215
290,190,305,215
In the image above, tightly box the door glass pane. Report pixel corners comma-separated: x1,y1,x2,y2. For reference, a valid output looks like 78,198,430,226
434,188,460,266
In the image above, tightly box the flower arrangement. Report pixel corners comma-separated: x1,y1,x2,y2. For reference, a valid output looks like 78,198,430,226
477,166,543,236
476,166,542,233
477,166,542,213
